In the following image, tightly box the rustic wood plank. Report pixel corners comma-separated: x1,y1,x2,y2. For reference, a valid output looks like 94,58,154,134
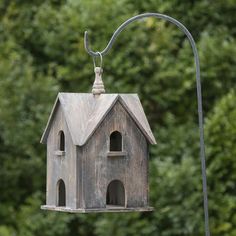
41,93,156,146
82,101,150,209
41,205,153,213
107,151,127,157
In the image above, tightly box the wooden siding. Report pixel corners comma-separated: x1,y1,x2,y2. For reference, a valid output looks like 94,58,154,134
46,103,78,209
81,101,149,209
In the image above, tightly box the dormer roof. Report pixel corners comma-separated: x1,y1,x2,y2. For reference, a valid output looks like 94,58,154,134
40,93,156,146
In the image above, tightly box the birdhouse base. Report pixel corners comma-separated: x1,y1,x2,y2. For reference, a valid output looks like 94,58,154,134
41,205,153,213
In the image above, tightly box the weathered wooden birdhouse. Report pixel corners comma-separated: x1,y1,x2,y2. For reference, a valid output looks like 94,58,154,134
41,67,156,213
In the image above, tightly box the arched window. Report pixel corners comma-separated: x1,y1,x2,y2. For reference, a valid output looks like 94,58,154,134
57,179,66,207
110,131,122,151
106,180,125,206
58,131,65,151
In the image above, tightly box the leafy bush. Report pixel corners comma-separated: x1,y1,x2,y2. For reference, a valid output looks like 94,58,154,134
0,0,235,235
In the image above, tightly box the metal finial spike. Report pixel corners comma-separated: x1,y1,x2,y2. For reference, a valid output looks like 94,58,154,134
92,67,105,95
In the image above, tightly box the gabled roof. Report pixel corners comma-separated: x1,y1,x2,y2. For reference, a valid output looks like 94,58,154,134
40,93,156,146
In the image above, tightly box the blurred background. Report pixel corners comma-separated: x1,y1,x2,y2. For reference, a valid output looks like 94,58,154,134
0,0,236,235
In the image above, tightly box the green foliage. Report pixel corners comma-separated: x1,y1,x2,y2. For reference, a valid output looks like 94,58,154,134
0,0,235,235
16,193,74,236
0,35,58,226
205,90,236,236
0,225,14,236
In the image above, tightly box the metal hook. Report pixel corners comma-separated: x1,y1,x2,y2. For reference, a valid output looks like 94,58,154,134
84,13,210,236
84,13,197,58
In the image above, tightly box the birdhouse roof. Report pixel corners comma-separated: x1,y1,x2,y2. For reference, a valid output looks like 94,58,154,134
41,93,156,146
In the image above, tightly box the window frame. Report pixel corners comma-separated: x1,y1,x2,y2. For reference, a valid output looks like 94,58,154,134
55,130,66,156
107,131,127,157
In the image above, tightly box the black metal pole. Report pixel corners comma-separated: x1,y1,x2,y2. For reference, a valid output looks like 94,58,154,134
84,13,210,236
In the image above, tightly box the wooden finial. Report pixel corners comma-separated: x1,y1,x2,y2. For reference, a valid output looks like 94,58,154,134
92,67,105,95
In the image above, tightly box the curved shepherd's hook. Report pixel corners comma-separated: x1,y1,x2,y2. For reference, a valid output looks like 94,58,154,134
84,13,210,236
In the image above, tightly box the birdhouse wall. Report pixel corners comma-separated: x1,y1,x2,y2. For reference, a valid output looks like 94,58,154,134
46,104,78,208
79,101,149,209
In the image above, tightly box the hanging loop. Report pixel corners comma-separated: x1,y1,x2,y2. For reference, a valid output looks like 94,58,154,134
92,51,103,70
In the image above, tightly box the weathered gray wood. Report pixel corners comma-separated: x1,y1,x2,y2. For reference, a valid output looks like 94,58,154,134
41,92,155,212
41,93,156,146
107,151,127,157
81,101,149,209
41,205,153,213
92,67,105,95
45,103,78,209
119,94,156,144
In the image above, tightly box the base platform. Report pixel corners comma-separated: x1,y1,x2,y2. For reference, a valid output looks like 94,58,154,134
41,205,153,213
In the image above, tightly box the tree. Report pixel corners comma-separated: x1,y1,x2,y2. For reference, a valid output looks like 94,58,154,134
205,89,236,236
0,0,235,235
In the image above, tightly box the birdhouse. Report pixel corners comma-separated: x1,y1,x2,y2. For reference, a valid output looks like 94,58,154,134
41,67,156,213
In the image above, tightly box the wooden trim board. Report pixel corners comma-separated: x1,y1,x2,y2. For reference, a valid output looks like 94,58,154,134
41,205,153,213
